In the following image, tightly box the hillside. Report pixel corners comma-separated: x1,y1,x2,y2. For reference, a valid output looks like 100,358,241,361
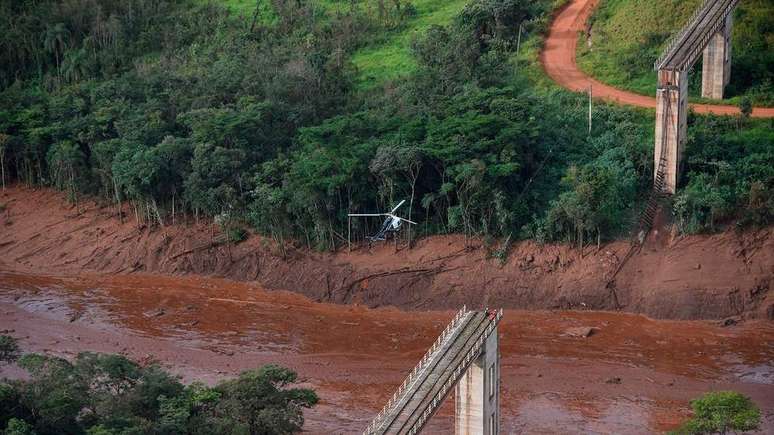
0,0,771,254
576,0,774,105
2,186,773,320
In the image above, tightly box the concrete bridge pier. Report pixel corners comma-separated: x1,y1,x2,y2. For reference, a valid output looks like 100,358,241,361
654,69,688,194
701,14,733,99
455,326,499,435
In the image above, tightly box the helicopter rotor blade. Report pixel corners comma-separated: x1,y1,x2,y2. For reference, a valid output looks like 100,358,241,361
386,214,417,225
390,200,406,214
348,213,387,217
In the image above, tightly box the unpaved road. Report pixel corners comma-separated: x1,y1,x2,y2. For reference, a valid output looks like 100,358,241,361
541,0,774,117
1,271,772,433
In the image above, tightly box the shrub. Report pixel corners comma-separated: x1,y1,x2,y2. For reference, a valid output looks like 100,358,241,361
227,226,248,243
0,335,19,363
673,173,733,234
4,418,36,435
672,391,761,435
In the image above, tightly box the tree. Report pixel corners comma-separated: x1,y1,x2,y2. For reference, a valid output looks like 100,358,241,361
673,173,732,234
369,144,424,244
672,391,761,435
0,335,20,363
212,365,318,435
0,133,8,190
184,143,246,218
43,23,70,76
4,418,36,435
738,96,753,122
544,151,637,247
15,354,87,434
46,140,85,206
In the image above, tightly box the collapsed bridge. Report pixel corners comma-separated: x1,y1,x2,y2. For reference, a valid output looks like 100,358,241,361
364,307,502,435
654,0,738,193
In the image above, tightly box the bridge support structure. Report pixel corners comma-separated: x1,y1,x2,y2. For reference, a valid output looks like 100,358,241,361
701,14,733,99
652,0,739,194
654,69,688,194
455,327,499,435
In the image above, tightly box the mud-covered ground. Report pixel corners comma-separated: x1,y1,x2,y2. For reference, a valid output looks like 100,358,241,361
1,187,772,320
1,271,772,434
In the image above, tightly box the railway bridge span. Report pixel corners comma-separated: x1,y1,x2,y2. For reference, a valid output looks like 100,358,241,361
364,307,502,435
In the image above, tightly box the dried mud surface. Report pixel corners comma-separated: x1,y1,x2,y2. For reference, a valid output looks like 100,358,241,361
1,271,772,433
1,187,772,320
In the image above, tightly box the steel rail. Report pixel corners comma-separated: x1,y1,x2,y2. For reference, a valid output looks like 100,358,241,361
654,0,737,71
364,306,469,434
393,313,495,434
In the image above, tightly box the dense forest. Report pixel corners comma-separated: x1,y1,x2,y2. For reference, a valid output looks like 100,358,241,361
0,0,772,251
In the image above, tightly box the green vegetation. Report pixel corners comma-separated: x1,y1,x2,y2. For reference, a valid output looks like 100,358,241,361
671,391,761,435
674,115,774,234
0,0,771,251
577,0,774,106
351,0,469,88
0,335,20,363
1,351,317,434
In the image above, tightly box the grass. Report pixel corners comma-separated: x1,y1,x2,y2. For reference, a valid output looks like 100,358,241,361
576,0,773,106
351,0,469,89
200,1,469,88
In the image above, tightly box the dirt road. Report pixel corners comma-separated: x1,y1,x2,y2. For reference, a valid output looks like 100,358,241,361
541,0,774,117
1,271,772,433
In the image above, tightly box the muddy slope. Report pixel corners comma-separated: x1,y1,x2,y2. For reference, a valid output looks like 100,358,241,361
1,187,772,320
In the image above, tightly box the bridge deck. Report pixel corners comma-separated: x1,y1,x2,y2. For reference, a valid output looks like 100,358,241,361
656,0,738,71
365,309,500,434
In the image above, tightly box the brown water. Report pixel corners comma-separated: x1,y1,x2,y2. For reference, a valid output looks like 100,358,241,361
1,270,772,433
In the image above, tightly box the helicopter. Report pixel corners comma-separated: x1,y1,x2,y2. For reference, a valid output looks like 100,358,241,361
348,200,417,241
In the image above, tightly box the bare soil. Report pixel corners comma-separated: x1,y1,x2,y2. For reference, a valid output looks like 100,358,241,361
541,0,774,117
1,271,772,433
1,186,772,320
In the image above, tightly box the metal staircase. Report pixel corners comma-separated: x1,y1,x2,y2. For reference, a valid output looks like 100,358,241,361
606,89,673,288
364,307,503,435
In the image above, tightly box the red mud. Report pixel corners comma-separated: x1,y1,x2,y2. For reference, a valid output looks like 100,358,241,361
1,187,772,320
1,271,772,433
541,0,774,117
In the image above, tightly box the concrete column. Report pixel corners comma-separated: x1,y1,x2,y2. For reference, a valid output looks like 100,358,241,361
654,69,688,194
701,14,732,99
455,327,499,435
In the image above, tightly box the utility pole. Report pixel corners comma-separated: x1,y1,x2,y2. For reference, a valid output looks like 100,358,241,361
588,84,593,135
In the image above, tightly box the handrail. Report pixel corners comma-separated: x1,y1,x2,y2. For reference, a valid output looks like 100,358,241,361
654,0,713,70
363,305,469,434
654,0,736,71
406,309,503,434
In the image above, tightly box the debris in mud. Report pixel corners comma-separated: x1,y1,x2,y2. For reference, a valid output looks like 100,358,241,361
145,308,166,317
720,317,739,327
563,326,597,338
605,377,622,384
